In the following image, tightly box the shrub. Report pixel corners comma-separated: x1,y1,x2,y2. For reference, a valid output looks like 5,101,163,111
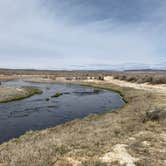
51,92,63,98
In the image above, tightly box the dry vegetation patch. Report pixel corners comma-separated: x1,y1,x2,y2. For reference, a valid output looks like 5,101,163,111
0,86,43,103
113,72,166,85
0,81,165,166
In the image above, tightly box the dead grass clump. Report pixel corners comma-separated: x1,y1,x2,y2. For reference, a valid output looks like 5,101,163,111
143,108,166,122
151,75,166,84
113,72,166,84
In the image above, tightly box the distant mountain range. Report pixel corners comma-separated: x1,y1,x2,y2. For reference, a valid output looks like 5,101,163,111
0,68,165,73
124,69,166,72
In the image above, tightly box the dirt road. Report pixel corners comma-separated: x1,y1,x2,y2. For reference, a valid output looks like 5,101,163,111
81,76,166,94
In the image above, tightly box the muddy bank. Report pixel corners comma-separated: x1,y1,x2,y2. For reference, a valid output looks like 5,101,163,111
0,86,43,103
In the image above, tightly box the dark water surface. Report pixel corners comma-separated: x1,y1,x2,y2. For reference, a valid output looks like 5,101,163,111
0,81,125,144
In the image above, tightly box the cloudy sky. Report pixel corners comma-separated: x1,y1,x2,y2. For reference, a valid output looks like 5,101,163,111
0,0,166,70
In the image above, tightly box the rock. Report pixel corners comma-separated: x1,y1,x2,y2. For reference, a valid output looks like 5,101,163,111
100,144,139,166
141,141,150,147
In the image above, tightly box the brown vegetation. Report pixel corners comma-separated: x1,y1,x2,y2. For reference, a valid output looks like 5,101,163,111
0,68,110,77
113,72,166,84
0,86,43,103
0,81,165,166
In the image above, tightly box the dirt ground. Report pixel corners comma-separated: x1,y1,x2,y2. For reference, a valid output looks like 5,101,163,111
104,76,166,94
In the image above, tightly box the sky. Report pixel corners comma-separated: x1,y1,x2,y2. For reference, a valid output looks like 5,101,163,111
0,0,166,70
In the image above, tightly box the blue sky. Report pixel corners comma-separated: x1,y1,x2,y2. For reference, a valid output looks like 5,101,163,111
0,0,166,70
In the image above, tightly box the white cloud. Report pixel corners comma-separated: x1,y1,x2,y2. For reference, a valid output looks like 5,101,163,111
0,0,165,69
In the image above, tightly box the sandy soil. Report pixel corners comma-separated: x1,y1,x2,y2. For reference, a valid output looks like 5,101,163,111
79,76,166,94
104,76,166,94
0,75,18,81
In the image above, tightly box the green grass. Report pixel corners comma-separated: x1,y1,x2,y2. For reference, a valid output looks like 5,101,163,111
81,83,129,103
51,92,63,98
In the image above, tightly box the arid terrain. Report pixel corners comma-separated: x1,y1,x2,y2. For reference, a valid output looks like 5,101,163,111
1,0,166,165
0,70,165,166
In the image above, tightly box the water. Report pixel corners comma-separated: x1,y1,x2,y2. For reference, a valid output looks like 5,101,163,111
0,80,125,144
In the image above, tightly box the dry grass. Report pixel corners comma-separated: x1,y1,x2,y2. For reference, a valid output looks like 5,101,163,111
0,86,43,103
0,82,165,166
113,72,166,84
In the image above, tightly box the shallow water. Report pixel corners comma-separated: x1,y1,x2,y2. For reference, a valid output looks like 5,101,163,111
0,80,125,144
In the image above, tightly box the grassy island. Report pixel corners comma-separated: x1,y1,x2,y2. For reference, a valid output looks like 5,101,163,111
51,92,63,98
0,86,43,103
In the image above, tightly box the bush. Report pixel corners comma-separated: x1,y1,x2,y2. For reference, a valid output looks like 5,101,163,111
113,72,166,85
151,76,166,84
143,108,166,122
126,76,137,82
51,92,63,98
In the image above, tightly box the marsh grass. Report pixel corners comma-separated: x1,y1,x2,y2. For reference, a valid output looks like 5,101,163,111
0,86,43,103
51,92,63,98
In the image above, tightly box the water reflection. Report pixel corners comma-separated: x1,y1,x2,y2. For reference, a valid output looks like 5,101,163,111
0,81,125,143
